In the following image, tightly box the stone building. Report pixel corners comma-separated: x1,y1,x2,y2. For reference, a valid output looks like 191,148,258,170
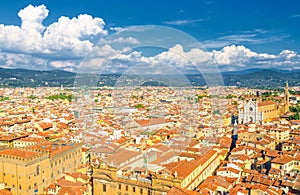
92,149,220,194
239,82,290,124
0,142,82,195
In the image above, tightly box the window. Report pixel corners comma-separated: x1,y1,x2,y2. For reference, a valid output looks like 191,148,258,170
119,184,121,190
19,185,21,190
140,188,143,194
103,184,106,192
148,190,151,195
133,187,135,192
36,165,40,176
126,185,128,191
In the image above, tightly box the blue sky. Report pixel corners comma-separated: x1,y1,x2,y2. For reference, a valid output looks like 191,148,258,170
0,0,299,72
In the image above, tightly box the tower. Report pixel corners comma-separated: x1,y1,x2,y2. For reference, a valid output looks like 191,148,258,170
283,81,290,113
230,120,238,150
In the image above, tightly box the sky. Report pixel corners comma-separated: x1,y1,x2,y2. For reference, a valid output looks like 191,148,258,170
0,0,299,72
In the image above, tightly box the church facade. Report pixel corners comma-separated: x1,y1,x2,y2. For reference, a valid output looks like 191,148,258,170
238,82,290,124
238,101,263,124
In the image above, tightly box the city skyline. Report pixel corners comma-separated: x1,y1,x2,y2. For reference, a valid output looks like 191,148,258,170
1,1,300,194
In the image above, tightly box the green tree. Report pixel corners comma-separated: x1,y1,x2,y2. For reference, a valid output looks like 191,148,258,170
135,104,144,109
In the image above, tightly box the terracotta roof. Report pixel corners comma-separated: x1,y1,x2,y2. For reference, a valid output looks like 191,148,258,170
0,189,13,195
29,142,81,157
103,148,140,166
258,101,276,107
271,155,294,165
217,167,240,175
136,118,165,127
165,149,217,179
56,179,83,187
0,149,38,159
167,186,201,195
58,186,87,195
17,137,45,142
198,175,233,191
69,172,89,181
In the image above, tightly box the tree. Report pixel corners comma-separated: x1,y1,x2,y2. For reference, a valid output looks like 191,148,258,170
29,95,37,100
135,104,144,109
213,110,220,115
289,111,300,120
226,94,234,99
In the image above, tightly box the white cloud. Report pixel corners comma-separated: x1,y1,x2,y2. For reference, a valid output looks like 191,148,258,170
0,52,48,70
211,45,257,65
290,14,300,18
0,4,299,73
203,29,289,48
49,60,78,69
0,4,110,70
163,18,208,26
43,14,107,55
101,37,140,44
18,4,48,33
209,45,300,71
0,4,108,58
279,50,297,59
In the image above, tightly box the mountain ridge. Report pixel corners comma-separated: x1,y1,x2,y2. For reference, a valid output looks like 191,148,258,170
0,67,298,88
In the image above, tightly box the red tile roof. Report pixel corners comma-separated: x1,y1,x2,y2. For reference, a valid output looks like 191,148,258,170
0,149,38,159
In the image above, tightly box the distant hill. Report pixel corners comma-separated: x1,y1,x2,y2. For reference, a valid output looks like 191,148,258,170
0,68,76,87
0,67,299,88
221,69,292,88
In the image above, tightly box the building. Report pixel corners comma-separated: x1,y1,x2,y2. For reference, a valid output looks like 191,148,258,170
281,81,290,114
238,82,290,124
92,149,220,194
93,162,179,195
238,101,264,124
0,148,49,195
271,155,295,173
0,142,82,195
0,134,27,147
13,137,45,148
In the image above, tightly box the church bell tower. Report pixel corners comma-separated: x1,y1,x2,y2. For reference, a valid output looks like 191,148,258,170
283,81,290,114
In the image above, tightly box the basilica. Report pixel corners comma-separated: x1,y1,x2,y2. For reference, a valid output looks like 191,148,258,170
238,82,290,124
